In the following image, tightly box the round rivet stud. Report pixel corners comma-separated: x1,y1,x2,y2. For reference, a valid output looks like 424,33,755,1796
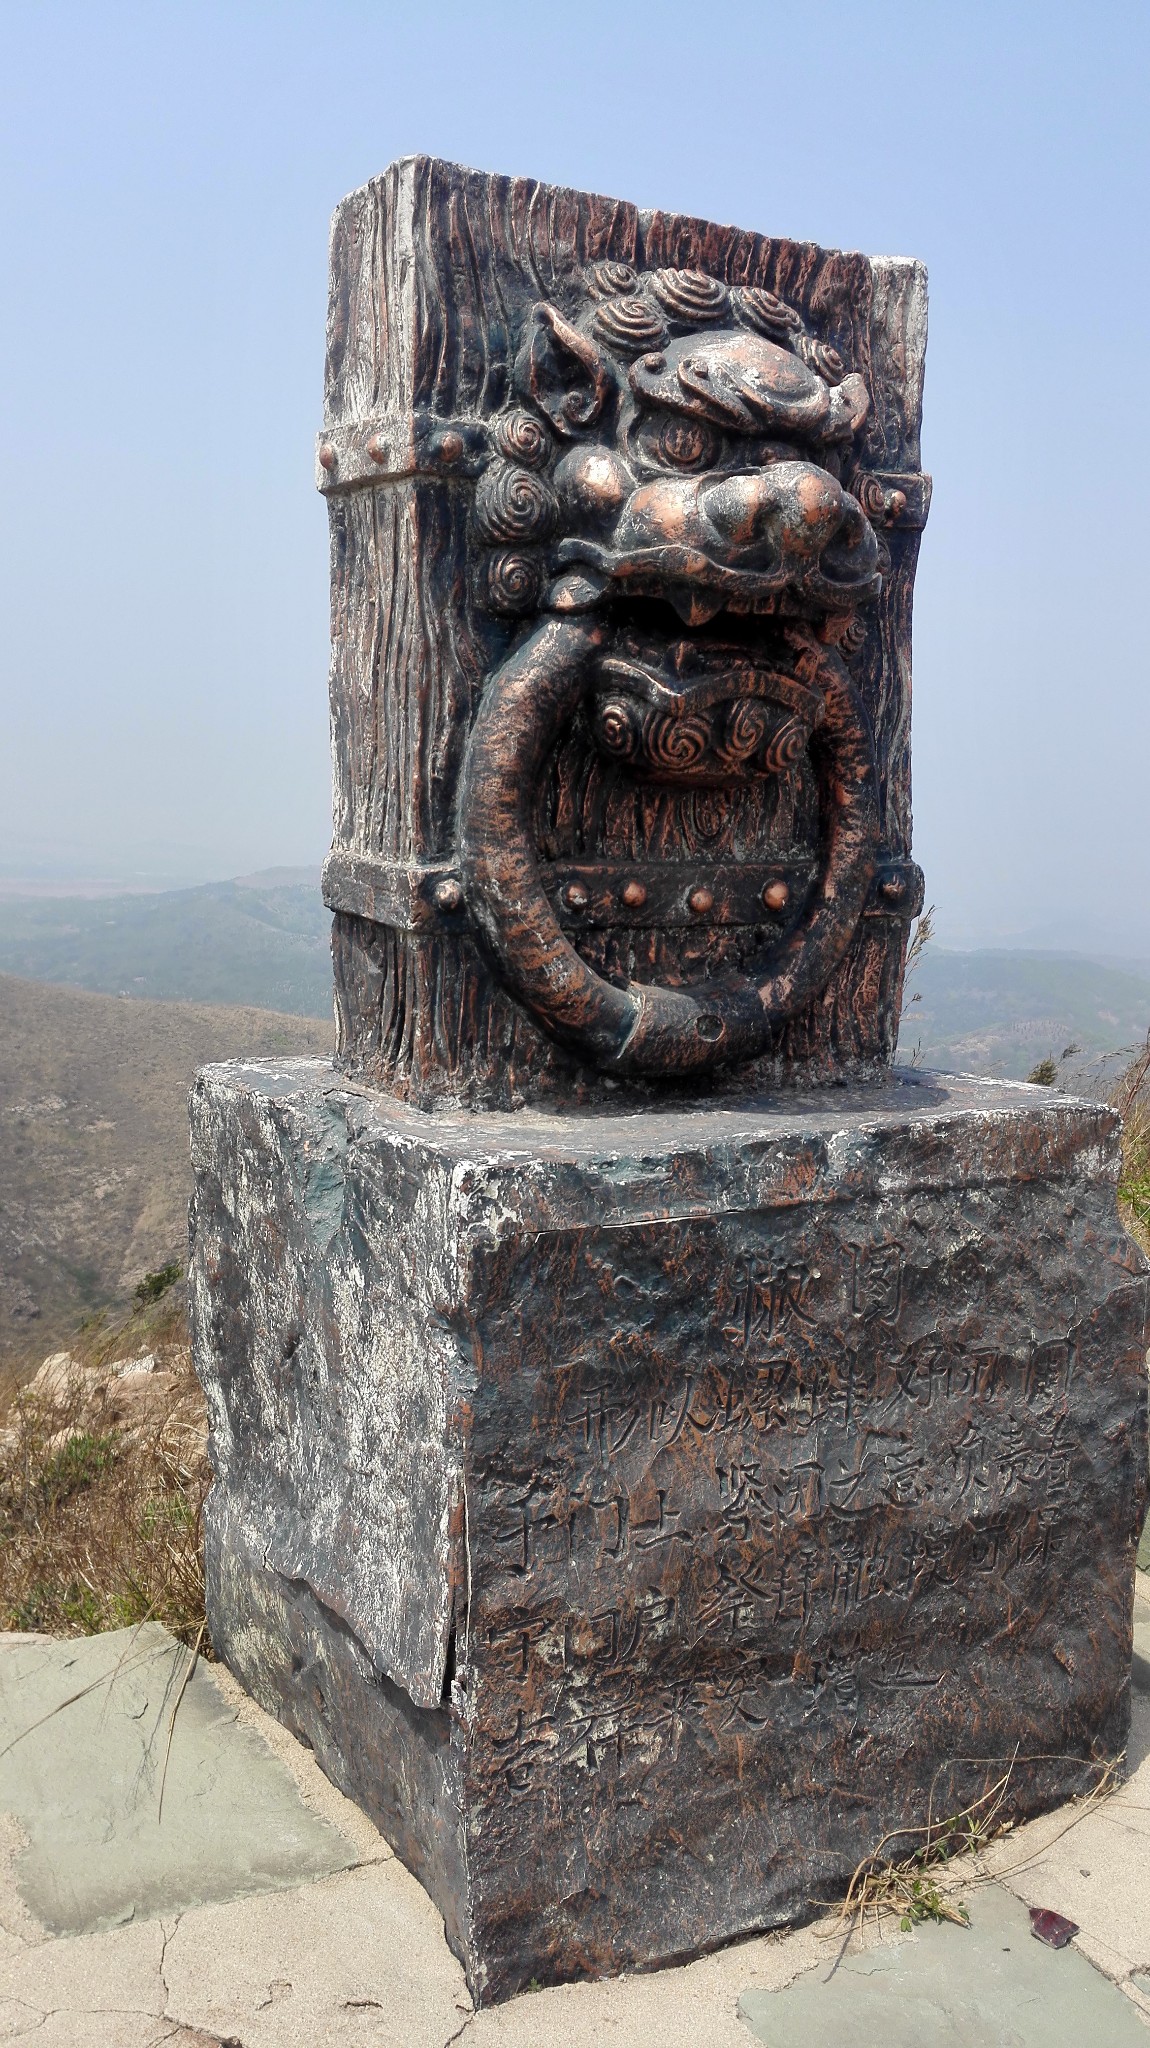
690,359,710,379
881,877,903,902
318,443,337,473
642,354,666,375
433,877,463,913
367,434,388,464
564,881,589,912
621,879,648,909
886,488,907,522
763,879,789,912
437,431,464,465
688,885,714,915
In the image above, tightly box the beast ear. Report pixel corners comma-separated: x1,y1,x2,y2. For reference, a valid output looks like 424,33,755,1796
514,304,611,437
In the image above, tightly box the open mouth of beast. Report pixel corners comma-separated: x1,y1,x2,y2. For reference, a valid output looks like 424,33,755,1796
587,632,828,785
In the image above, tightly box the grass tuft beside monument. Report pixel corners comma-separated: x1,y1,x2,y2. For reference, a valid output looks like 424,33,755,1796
0,1277,210,1647
1114,1030,1150,1245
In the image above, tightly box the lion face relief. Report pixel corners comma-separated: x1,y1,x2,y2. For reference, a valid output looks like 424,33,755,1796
473,265,882,637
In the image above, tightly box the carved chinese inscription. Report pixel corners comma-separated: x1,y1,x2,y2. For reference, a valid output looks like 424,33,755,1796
451,1170,1145,1960
318,158,929,1106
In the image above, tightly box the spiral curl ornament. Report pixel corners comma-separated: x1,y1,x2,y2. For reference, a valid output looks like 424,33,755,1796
593,294,669,355
492,409,552,471
734,286,804,340
648,269,730,324
644,710,711,773
482,549,545,615
593,698,640,761
587,260,639,300
796,334,847,385
721,698,771,764
473,462,558,545
761,715,808,776
839,613,868,658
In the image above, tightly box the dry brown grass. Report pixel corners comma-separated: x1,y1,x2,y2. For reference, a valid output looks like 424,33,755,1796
831,1751,1121,1956
1114,1027,1150,1255
0,1279,211,1648
834,1763,1012,1940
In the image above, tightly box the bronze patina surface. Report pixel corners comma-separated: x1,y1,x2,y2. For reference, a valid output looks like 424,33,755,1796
316,157,927,1108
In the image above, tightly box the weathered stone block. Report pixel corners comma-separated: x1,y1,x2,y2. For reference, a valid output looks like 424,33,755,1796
190,1057,1148,2005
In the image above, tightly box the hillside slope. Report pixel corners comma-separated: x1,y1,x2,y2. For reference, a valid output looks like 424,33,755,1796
0,872,330,1017
0,975,331,1385
902,948,1150,1078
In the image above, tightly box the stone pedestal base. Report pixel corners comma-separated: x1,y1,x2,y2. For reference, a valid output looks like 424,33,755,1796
189,1060,1147,2005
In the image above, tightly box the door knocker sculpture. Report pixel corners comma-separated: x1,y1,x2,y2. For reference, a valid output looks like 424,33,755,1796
458,268,904,1079
194,164,1149,2009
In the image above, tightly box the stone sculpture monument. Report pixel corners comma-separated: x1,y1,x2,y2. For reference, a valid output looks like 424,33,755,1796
190,157,1148,2005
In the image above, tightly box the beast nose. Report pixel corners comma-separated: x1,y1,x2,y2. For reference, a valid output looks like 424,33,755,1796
698,463,845,566
567,456,882,611
815,493,881,587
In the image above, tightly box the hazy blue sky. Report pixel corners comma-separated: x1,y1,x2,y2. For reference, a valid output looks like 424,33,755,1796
2,2,1147,949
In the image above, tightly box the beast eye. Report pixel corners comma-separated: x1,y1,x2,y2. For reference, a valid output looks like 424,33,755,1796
653,418,720,470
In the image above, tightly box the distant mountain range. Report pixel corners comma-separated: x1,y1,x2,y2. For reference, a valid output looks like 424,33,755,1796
0,870,331,1018
0,870,1148,1081
904,947,1150,1080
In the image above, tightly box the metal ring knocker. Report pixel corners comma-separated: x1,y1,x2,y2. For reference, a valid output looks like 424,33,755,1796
458,612,880,1078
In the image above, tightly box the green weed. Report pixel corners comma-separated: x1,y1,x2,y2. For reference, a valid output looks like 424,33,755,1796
1026,1056,1059,1087
134,1262,183,1307
0,1306,210,1648
38,1431,118,1505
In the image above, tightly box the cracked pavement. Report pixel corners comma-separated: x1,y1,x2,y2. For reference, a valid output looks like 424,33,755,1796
2,1598,1149,2046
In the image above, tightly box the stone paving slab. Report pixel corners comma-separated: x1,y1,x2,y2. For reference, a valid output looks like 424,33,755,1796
976,1690,1150,2008
0,1626,358,1934
1,1618,1148,2043
738,1884,1148,2046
